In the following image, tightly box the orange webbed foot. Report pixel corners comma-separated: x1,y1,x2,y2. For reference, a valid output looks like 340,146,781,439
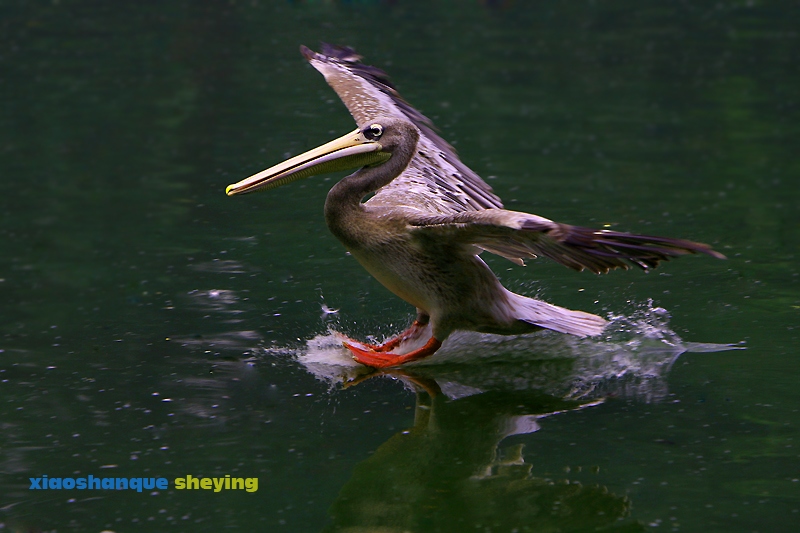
343,337,442,368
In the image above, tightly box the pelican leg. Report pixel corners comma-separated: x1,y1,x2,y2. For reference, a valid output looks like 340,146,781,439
337,313,429,352
344,337,443,368
372,314,430,352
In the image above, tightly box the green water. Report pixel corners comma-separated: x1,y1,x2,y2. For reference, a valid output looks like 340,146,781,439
1,1,798,531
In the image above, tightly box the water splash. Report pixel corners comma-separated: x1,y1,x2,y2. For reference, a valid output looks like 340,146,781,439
258,299,742,402
604,299,680,345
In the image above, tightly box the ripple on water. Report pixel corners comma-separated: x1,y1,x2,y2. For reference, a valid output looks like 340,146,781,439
188,259,256,274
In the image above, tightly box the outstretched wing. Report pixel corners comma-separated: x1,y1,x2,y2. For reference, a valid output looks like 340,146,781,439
405,209,726,273
301,44,502,214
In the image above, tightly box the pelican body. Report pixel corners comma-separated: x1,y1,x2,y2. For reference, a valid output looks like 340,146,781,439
226,44,724,368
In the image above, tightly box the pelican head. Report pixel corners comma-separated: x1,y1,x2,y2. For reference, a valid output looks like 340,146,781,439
225,117,418,196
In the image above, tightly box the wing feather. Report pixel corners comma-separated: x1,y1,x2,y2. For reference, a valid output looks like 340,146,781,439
298,45,726,273
301,44,502,214
406,209,725,273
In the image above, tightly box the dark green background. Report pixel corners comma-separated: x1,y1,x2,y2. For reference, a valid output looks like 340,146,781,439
1,1,798,531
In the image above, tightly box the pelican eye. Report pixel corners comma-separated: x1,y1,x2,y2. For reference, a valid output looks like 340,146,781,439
364,124,383,141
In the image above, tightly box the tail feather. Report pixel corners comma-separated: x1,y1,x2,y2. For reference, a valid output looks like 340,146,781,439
508,292,607,337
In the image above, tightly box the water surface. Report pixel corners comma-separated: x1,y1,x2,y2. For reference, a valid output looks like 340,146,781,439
1,1,798,531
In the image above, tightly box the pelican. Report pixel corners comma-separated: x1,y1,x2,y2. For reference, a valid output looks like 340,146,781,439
226,44,724,368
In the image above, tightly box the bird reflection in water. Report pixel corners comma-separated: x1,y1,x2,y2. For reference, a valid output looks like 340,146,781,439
321,377,643,532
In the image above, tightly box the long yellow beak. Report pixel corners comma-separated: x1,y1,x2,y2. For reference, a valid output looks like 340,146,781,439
225,129,389,196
